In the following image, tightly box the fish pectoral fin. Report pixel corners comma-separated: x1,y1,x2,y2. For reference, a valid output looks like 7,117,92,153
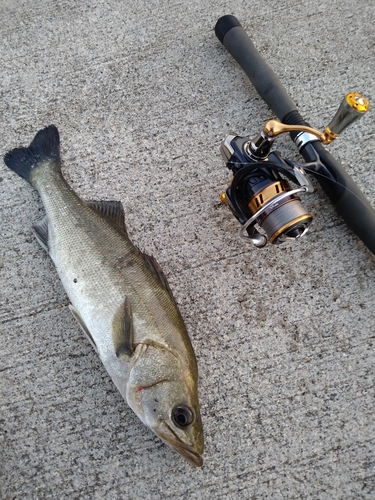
86,200,127,234
69,304,98,352
32,216,49,251
113,296,134,358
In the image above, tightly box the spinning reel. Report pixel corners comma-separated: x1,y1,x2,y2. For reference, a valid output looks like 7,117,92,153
215,15,375,254
220,93,369,247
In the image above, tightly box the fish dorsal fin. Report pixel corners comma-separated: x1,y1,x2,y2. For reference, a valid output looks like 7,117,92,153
69,304,98,352
141,252,175,299
112,296,134,359
32,216,49,251
86,200,127,234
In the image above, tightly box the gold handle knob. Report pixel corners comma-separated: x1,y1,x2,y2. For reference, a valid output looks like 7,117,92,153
263,92,369,146
325,92,369,136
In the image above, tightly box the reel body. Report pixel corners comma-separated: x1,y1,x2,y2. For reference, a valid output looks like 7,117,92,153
221,134,314,247
219,93,369,248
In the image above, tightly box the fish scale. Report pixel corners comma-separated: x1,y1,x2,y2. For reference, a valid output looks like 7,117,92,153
35,164,175,351
4,125,204,466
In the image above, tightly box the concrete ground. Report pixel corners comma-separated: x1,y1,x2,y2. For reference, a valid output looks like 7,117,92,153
1,1,375,498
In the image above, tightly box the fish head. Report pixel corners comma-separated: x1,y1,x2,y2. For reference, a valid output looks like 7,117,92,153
148,380,204,467
126,344,204,467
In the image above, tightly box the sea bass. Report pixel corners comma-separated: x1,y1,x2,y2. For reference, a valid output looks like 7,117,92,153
4,125,204,466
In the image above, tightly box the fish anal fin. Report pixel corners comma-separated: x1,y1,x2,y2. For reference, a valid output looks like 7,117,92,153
69,304,98,352
32,216,49,251
86,200,127,234
113,297,134,358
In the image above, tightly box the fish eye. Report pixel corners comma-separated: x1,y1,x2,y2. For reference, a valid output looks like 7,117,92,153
171,405,195,428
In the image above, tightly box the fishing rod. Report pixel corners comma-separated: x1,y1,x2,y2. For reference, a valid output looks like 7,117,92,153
215,15,375,253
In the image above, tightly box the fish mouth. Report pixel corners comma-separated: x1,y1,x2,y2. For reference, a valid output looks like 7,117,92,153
158,424,203,467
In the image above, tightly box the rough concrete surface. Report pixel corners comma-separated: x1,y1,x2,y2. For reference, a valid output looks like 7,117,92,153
1,0,375,498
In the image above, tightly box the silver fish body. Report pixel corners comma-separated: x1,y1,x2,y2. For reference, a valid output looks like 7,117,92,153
4,125,203,466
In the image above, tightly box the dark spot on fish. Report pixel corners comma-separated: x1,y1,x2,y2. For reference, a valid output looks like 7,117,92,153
114,254,135,270
73,278,77,283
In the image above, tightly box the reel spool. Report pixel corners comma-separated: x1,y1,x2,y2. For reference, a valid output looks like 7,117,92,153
222,159,313,247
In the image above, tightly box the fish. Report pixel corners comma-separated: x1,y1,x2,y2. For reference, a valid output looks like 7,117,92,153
4,125,204,467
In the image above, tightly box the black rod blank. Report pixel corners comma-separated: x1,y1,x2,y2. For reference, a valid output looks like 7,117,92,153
215,15,375,255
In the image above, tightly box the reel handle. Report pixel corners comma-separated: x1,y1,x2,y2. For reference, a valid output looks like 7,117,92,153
215,15,375,255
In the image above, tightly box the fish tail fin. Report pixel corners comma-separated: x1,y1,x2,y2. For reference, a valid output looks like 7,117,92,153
4,125,60,183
